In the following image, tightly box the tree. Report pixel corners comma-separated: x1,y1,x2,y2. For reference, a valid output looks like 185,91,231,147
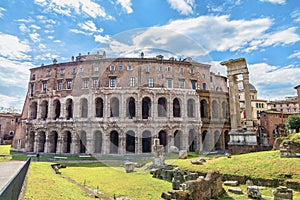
285,115,300,133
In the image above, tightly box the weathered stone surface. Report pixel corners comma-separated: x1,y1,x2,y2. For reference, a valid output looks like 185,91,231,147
247,186,261,199
161,192,172,200
185,172,198,181
169,146,179,153
228,187,243,194
280,140,300,158
224,180,239,186
178,150,188,159
191,160,203,165
124,161,135,173
246,179,254,186
273,186,293,200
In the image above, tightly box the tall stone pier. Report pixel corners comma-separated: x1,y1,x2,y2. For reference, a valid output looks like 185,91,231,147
221,58,257,154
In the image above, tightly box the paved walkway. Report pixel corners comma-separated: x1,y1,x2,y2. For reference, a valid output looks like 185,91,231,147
0,161,26,191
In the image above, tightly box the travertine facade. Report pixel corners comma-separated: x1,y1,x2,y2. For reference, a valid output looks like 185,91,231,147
12,53,229,155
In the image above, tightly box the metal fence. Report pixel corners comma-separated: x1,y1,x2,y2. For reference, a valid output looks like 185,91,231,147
0,158,31,200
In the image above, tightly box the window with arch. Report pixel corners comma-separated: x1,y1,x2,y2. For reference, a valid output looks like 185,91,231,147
95,97,103,118
142,97,151,119
66,99,73,120
110,97,119,117
80,98,88,118
212,100,218,118
187,98,195,117
127,97,136,119
222,101,227,118
173,98,181,117
53,99,61,119
200,99,208,118
30,101,38,120
40,100,48,120
158,97,167,117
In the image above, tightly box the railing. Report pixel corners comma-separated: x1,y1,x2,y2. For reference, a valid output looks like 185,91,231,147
0,158,31,200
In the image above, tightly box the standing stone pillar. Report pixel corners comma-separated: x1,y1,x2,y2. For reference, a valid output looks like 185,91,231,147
243,73,253,131
228,75,241,130
44,131,50,153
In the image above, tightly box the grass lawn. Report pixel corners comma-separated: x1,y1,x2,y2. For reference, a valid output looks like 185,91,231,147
0,145,12,161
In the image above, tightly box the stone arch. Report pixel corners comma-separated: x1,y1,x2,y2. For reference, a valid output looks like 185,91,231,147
62,131,72,153
158,97,167,117
200,99,208,118
37,131,46,153
173,98,181,117
48,131,58,153
142,130,152,153
224,130,230,150
212,100,219,118
27,131,35,152
80,98,88,118
66,99,73,120
30,101,38,120
214,130,222,151
187,98,195,118
158,130,167,148
79,131,87,153
95,97,103,118
53,99,61,120
126,97,136,119
110,130,119,154
94,130,102,153
110,97,119,117
188,129,197,152
126,130,135,153
142,97,151,119
222,101,227,118
174,130,182,150
40,100,48,120
202,130,209,151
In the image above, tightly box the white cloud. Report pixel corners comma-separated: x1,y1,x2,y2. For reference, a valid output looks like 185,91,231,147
0,93,25,110
116,0,133,14
29,33,41,43
19,24,30,33
291,10,300,22
288,51,300,59
34,0,112,19
167,0,194,15
36,15,56,24
70,29,92,36
38,44,47,51
30,24,41,30
94,34,110,43
259,0,286,4
78,20,103,33
0,7,6,18
261,27,300,47
0,33,31,60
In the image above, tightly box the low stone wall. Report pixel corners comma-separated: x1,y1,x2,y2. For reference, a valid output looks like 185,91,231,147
229,145,272,154
280,140,300,157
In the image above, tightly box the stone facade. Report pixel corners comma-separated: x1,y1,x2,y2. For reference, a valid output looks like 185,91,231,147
268,96,299,114
12,53,230,155
0,113,21,144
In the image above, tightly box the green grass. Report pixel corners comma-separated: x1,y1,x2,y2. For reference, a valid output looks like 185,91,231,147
0,145,12,161
168,150,300,182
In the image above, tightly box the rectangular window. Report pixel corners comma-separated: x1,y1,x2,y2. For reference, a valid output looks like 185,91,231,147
47,70,51,76
148,78,154,87
145,66,150,73
83,79,89,89
130,77,135,87
93,79,98,88
210,76,213,82
127,65,133,70
167,79,172,88
190,68,194,74
94,66,99,71
32,74,36,80
79,67,83,73
202,74,205,79
61,68,65,75
42,81,47,91
72,68,76,74
202,83,207,90
57,81,63,91
179,68,184,74
167,66,171,72
191,80,197,89
119,65,123,70
159,66,163,71
179,79,185,89
67,80,72,89
110,65,115,71
110,78,116,87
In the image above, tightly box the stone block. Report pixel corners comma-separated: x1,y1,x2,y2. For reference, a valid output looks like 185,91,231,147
178,150,188,159
273,186,293,200
224,180,239,186
169,146,179,153
228,187,243,194
247,186,261,199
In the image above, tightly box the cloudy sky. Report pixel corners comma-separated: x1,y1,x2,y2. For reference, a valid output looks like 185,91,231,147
0,0,299,111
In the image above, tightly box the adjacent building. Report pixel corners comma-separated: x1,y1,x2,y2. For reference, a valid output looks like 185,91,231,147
267,96,299,114
0,112,21,144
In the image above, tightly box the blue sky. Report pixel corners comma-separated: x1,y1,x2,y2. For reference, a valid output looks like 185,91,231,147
0,0,299,111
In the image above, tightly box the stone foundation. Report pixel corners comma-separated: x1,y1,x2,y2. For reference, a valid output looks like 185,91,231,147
280,140,300,157
228,145,272,154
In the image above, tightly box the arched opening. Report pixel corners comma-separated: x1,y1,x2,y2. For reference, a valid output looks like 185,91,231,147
142,97,151,119
126,131,135,153
110,97,119,117
95,97,103,118
158,130,167,149
66,99,73,120
200,99,208,118
94,131,102,153
37,131,46,153
127,97,136,119
222,101,227,118
173,98,181,117
63,131,72,153
212,100,218,118
110,131,119,154
189,129,197,152
202,130,208,151
53,99,61,119
79,131,87,153
224,130,230,150
158,97,167,117
187,99,195,118
214,131,222,151
27,131,35,152
174,130,181,150
49,131,58,153
80,98,88,118
40,100,48,120
142,131,152,153
30,101,38,120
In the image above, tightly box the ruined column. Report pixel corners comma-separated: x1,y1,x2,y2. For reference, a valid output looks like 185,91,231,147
243,72,253,130
228,75,240,130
